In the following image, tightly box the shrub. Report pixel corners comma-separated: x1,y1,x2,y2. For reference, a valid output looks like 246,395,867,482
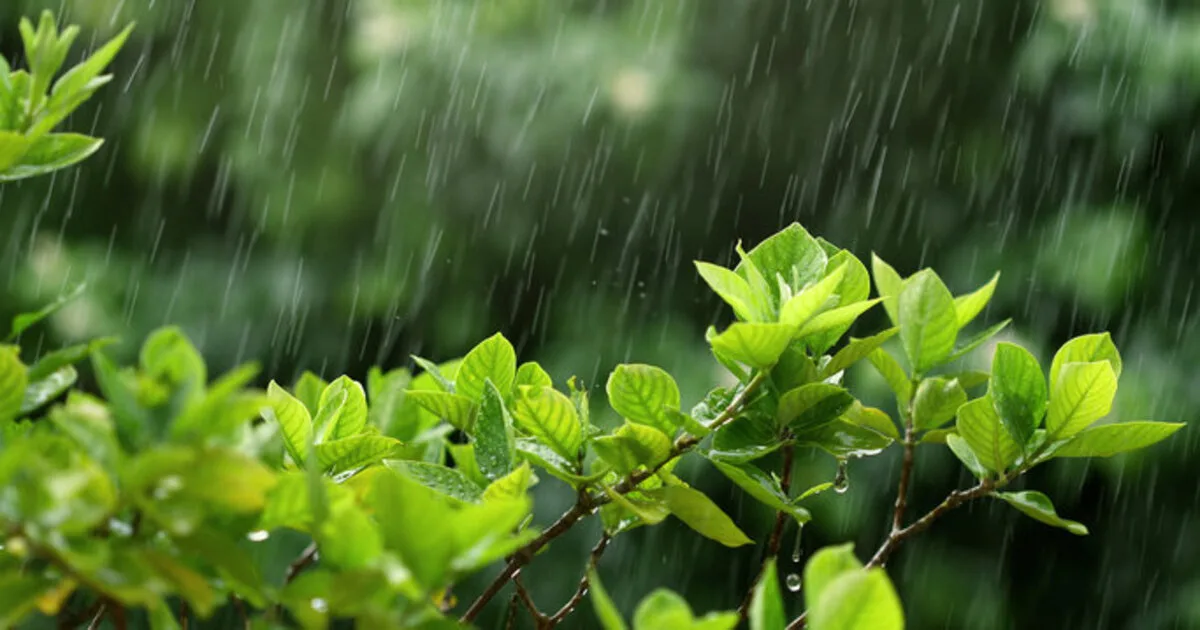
0,11,1184,630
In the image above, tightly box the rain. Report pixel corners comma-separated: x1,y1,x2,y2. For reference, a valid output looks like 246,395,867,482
1,0,1196,628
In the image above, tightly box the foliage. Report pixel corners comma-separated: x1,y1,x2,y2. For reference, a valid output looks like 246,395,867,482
0,27,1184,620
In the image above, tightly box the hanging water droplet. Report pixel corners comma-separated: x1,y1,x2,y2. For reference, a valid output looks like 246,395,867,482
833,459,849,494
791,523,804,563
785,573,802,592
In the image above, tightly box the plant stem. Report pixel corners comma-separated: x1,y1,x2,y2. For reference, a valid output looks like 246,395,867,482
892,423,917,532
547,533,612,626
511,573,547,626
460,371,768,623
736,441,793,622
284,542,319,584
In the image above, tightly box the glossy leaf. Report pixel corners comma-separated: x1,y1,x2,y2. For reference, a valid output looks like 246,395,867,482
1045,361,1117,440
710,323,795,369
19,364,76,415
795,299,881,342
474,380,515,480
898,269,958,374
795,418,893,458
870,253,905,326
954,272,1000,327
511,385,583,461
697,261,763,322
709,416,782,462
7,283,86,340
607,364,682,434
318,376,369,440
993,490,1088,535
779,264,846,327
1052,421,1184,458
456,333,517,402
515,361,553,388
482,461,537,501
821,328,898,379
709,459,811,525
265,381,312,465
1049,333,1123,389
955,396,1019,474
911,377,967,431
989,342,1047,447
0,133,103,181
945,433,989,478
593,422,673,474
736,223,827,301
314,434,406,474
945,319,1010,363
406,390,476,432
867,348,913,407
388,461,484,504
844,402,899,439
777,383,855,432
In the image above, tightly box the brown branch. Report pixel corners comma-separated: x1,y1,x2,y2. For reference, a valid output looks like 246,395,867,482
736,441,794,622
547,533,612,626
85,603,107,630
504,594,520,630
284,542,319,584
460,371,768,623
891,423,917,531
512,573,547,626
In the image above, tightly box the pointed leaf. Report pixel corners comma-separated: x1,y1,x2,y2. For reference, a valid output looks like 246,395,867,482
954,272,1000,327
867,348,912,406
821,328,899,379
710,323,795,369
945,433,989,478
736,224,828,301
794,418,893,458
0,134,103,181
456,333,517,402
314,435,406,474
708,459,811,525
955,396,1019,474
265,381,312,465
945,319,1011,363
515,362,553,388
795,299,881,341
899,269,958,373
406,390,476,432
645,485,753,547
1052,421,1184,458
475,380,516,480
607,364,682,434
911,377,967,431
989,342,1047,446
511,385,583,461
593,422,673,474
993,490,1088,535
1049,333,1122,389
1045,361,1117,440
293,371,328,415
779,265,846,327
411,355,455,392
8,283,87,340
0,346,28,422
697,261,763,322
318,376,368,440
482,461,536,501
777,383,854,432
710,416,782,462
871,253,905,326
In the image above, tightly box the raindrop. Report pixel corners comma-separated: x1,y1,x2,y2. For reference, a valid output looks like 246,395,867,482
791,523,804,563
246,529,270,542
310,598,328,613
833,459,849,494
785,573,802,592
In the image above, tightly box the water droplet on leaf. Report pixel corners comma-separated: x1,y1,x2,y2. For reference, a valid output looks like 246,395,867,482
833,459,849,494
247,529,270,542
791,523,804,563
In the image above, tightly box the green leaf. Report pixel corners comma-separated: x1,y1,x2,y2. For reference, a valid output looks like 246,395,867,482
317,376,369,440
0,133,103,181
315,434,406,474
808,569,904,630
697,261,764,322
955,396,1019,474
870,253,905,326
7,283,86,340
911,377,967,431
456,333,517,402
1044,361,1117,440
993,490,1088,535
412,355,456,393
48,22,134,104
588,568,630,630
0,346,28,423
802,543,863,614
821,328,899,379
370,469,456,590
633,590,693,629
736,224,828,301
602,485,671,527
265,381,312,465
26,336,116,381
645,485,753,547
954,272,1000,327
749,558,785,630
19,364,76,415
844,402,899,439
0,131,33,173
607,364,682,434
709,416,782,462
708,459,811,525
777,383,854,432
898,269,959,374
779,264,847,327
140,326,206,388
773,348,819,392
805,251,873,353
710,323,795,369
867,348,912,407
482,461,536,501
318,500,384,570
945,434,989,479
989,342,1047,447
1051,421,1184,458
794,418,893,458
406,390,476,432
1049,333,1123,389
388,461,484,504
0,573,57,627
511,385,583,461
515,438,584,486
515,361,553,388
945,319,1011,364
475,380,515,480
794,299,881,341
593,422,673,474
294,371,328,416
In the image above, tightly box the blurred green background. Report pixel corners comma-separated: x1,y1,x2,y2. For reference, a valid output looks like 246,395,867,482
2,0,1197,627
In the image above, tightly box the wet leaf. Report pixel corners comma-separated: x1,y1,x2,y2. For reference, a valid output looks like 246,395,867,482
710,323,795,369
989,343,1047,447
749,558,785,630
607,364,682,434
911,377,967,431
265,381,313,465
993,490,1088,536
456,333,516,402
898,269,958,374
511,385,582,461
474,380,515,480
777,383,854,432
1052,421,1184,458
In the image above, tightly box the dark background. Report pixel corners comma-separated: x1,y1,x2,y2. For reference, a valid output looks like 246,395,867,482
2,1,1197,628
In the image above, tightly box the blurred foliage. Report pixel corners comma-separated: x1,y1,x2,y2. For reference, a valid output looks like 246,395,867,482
1,0,1199,627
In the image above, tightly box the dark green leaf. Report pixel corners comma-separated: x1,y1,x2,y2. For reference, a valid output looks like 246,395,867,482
777,383,854,432
989,342,1047,447
794,418,893,458
26,336,116,381
710,416,782,462
708,459,811,525
475,380,515,480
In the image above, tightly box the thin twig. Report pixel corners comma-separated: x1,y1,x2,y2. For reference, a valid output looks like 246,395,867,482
180,601,189,630
891,423,917,531
233,596,250,630
737,441,794,622
547,533,612,626
504,594,520,630
85,603,107,630
284,542,319,584
460,372,769,623
58,598,105,629
512,573,548,626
